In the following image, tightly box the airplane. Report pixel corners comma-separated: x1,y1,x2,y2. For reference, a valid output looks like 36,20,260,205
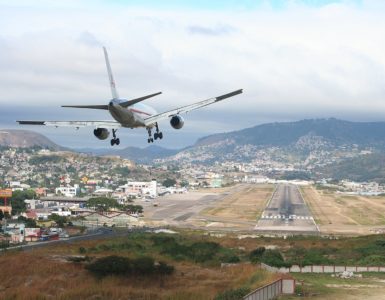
17,47,243,146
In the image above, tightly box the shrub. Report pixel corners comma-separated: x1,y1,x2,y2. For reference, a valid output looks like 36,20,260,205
214,287,251,300
86,255,132,276
261,249,288,268
222,255,241,264
86,255,174,277
249,247,266,263
189,241,221,263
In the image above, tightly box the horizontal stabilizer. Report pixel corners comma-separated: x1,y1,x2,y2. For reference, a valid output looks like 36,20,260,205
120,92,162,107
61,105,109,110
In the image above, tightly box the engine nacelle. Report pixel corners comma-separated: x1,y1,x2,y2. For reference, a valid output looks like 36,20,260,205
170,115,184,129
93,128,110,140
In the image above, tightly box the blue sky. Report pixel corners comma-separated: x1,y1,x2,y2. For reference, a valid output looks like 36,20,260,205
1,0,385,149
105,0,361,10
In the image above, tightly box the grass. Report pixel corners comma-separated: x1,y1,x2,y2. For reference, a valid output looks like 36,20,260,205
0,231,274,300
280,273,385,300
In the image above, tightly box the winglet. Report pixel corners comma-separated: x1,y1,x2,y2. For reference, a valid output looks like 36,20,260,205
216,89,243,101
103,46,119,99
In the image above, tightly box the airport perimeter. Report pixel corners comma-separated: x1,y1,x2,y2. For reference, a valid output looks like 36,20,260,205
143,183,385,236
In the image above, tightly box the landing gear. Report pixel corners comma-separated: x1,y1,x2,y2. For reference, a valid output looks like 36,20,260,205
110,129,120,146
147,127,154,143
147,123,163,143
154,123,163,140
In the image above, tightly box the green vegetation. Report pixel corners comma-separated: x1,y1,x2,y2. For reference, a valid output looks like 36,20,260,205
29,155,65,165
319,152,385,183
151,235,240,264
10,189,36,215
214,287,251,300
86,255,174,277
162,178,176,187
17,216,37,228
85,197,143,213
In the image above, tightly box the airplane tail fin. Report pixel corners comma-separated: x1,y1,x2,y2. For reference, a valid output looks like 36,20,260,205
103,47,119,99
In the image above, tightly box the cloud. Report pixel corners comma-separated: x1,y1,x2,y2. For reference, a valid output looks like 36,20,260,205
1,1,385,148
187,24,236,36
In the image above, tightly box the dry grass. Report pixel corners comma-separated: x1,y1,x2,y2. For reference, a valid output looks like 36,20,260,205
0,237,274,300
201,184,273,222
301,186,385,235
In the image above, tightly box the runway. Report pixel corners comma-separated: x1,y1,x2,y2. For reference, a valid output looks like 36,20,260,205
255,184,319,234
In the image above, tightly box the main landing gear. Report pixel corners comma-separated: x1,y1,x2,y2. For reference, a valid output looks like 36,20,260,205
110,129,120,146
147,123,163,143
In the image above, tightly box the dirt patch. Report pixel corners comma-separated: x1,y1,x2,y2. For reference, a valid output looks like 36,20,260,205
201,184,273,222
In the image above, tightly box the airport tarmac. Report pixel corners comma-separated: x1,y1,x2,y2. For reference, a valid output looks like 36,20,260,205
255,184,319,234
142,184,260,230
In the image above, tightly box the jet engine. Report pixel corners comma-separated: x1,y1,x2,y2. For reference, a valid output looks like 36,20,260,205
93,128,110,140
170,115,184,129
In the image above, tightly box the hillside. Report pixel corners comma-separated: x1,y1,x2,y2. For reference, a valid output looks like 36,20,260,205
158,118,385,165
318,152,385,183
78,145,179,164
0,129,64,150
195,118,385,148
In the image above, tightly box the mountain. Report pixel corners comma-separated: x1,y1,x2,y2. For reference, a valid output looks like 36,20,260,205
0,129,65,150
317,152,385,183
77,145,179,164
194,118,385,148
158,118,385,168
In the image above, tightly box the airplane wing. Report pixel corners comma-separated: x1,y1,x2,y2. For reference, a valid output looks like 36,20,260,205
17,120,121,129
143,89,243,126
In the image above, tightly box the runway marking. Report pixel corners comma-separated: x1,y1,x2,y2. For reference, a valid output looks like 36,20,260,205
260,214,313,220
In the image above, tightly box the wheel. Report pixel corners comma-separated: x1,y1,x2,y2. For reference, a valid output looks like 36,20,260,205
154,133,158,140
116,138,120,145
151,138,154,143
159,132,163,139
110,139,115,146
148,138,151,143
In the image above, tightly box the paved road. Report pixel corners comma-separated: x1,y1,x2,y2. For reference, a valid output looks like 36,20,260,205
255,184,319,234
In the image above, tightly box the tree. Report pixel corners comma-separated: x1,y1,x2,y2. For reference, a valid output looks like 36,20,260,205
49,214,68,227
86,197,120,211
17,216,38,228
162,178,176,187
10,189,36,215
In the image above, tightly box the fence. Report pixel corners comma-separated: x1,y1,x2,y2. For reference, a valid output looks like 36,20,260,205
261,263,385,274
243,278,295,300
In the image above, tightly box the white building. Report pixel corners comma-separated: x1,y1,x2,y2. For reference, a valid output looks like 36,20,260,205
55,185,79,197
117,180,157,198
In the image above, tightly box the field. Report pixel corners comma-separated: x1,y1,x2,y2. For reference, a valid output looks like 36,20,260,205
301,186,385,235
0,231,276,300
200,184,273,222
2,229,385,299
281,273,385,300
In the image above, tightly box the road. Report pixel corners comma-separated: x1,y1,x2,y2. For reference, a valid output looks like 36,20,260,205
255,184,319,234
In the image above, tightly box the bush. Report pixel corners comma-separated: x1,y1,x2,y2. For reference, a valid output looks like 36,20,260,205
189,241,221,263
214,287,251,300
261,249,288,268
222,255,240,264
86,255,174,277
249,247,266,263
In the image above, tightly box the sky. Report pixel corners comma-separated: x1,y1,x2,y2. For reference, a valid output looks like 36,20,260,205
1,0,385,149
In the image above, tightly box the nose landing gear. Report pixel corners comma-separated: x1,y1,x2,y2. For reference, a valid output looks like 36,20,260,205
110,129,120,146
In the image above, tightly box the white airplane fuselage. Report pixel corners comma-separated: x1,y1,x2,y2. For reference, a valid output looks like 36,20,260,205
108,99,157,128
